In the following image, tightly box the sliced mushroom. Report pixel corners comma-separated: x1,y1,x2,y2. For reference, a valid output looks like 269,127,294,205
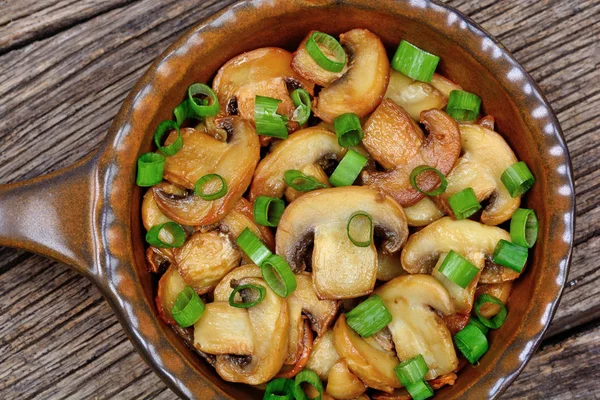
219,197,275,253
305,329,341,381
175,231,241,295
154,117,260,226
436,123,520,225
277,318,313,379
249,127,345,202
377,249,406,282
146,246,174,274
376,274,458,380
276,187,409,299
326,359,367,399
142,182,186,230
313,29,390,122
333,314,400,393
291,30,348,87
212,47,314,133
401,217,520,283
475,281,513,318
213,264,263,301
284,163,332,202
155,265,187,325
194,302,254,356
361,100,461,207
432,252,485,314
403,197,445,227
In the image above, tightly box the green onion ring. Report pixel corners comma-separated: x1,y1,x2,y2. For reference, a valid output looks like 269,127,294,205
260,254,297,298
501,161,535,198
409,165,448,196
448,188,481,220
194,174,227,201
453,323,489,364
510,208,539,248
253,196,286,227
136,152,165,187
334,113,363,148
329,149,368,187
284,170,327,192
492,239,528,273
346,211,373,247
187,83,219,117
293,369,323,400
446,90,482,121
228,284,266,308
391,40,440,83
291,88,312,125
305,31,346,73
171,286,205,328
145,222,186,248
264,378,295,400
474,294,508,329
154,120,183,156
345,295,392,338
255,95,289,138
394,354,429,387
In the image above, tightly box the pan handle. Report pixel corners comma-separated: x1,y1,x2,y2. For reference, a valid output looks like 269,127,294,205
0,153,99,279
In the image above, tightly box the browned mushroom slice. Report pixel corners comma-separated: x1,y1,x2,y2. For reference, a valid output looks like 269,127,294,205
313,29,390,123
284,163,332,202
305,329,340,381
376,275,458,380
326,359,367,399
142,182,186,230
212,47,314,134
249,127,345,202
277,318,313,379
276,187,408,299
213,264,263,301
155,265,187,325
436,123,520,225
333,314,400,393
403,197,445,227
175,231,241,295
194,302,254,356
475,281,513,318
432,252,485,314
291,30,349,87
361,100,461,207
146,246,174,274
219,197,275,253
154,117,260,226
377,249,406,282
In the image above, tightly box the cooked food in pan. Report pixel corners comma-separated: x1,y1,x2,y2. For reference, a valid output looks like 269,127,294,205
137,29,537,400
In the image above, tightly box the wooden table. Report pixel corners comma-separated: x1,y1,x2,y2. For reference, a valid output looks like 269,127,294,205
0,0,598,398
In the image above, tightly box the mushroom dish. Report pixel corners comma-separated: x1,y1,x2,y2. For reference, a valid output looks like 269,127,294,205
137,29,538,400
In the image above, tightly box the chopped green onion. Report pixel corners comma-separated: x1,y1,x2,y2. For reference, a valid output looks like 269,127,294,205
454,323,489,364
171,286,205,328
293,369,323,400
501,161,535,197
467,317,489,336
405,381,434,400
391,40,440,83
254,196,285,227
236,228,272,266
448,188,481,220
194,174,227,200
492,239,528,273
145,222,186,248
329,149,368,187
255,95,289,138
510,208,539,248
437,250,479,289
136,152,165,187
291,89,311,125
174,99,191,126
265,378,295,400
334,113,363,147
305,31,346,73
228,284,266,308
409,165,448,196
474,294,508,329
154,120,183,156
394,354,428,386
284,170,327,192
261,254,297,298
347,211,373,247
187,83,219,117
446,90,482,121
346,295,392,337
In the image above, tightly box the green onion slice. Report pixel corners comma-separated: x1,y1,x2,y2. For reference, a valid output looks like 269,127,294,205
391,40,440,83
291,89,311,125
467,317,489,336
293,369,323,400
194,174,227,201
235,227,272,266
187,83,219,117
253,196,285,227
510,208,539,248
454,323,489,364
154,120,183,156
448,188,481,220
334,113,363,147
305,31,346,73
474,294,508,329
136,152,165,187
284,170,327,192
346,295,392,337
174,98,191,126
255,95,289,139
446,90,482,121
329,149,368,187
405,381,434,400
394,354,429,387
409,165,448,196
265,378,295,400
145,222,186,248
347,211,373,247
228,284,266,309
501,161,535,198
492,239,528,273
437,250,479,289
261,254,297,298
171,286,205,328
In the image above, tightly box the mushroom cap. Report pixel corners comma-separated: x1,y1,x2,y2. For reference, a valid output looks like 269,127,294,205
376,274,457,380
249,127,345,202
194,302,254,356
326,359,367,399
313,29,390,122
437,123,520,225
305,329,340,381
361,100,461,207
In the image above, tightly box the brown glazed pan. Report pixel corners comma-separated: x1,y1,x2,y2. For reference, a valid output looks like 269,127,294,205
0,0,575,398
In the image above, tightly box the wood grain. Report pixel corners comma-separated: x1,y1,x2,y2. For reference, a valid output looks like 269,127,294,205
0,0,598,399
